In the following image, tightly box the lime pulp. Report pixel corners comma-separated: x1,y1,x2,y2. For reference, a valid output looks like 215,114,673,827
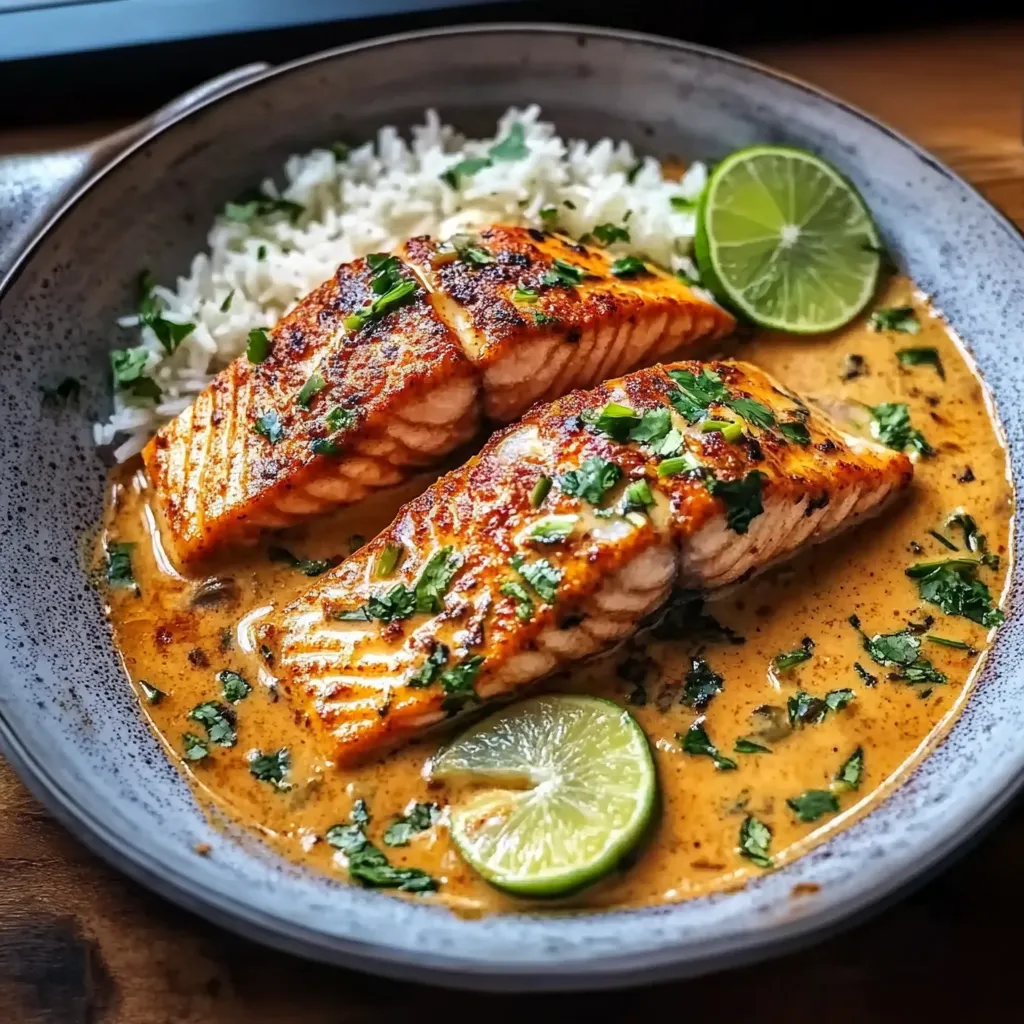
694,145,881,333
430,694,656,897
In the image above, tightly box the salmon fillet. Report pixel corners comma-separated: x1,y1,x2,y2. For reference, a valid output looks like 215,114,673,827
265,360,912,766
144,227,732,565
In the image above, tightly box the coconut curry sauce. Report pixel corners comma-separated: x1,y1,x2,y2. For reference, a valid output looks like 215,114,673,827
100,275,1012,914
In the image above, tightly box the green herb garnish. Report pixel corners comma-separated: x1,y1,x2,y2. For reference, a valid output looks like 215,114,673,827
219,289,235,312
738,815,773,868
509,554,562,603
623,479,654,511
870,402,934,457
137,271,195,355
681,656,723,711
500,580,535,621
700,419,743,443
246,328,271,364
788,690,829,727
541,258,588,288
926,635,972,650
779,420,810,444
593,223,630,245
254,410,285,444
218,670,251,703
374,543,404,578
407,644,449,688
440,656,485,714
787,790,839,823
223,189,303,224
105,541,137,589
679,721,737,771
832,746,865,793
592,401,640,440
666,367,729,422
489,122,529,161
871,306,920,334
825,688,856,711
182,733,208,761
187,701,236,747
296,371,327,409
670,195,698,212
268,546,332,577
708,471,765,535
414,547,463,614
248,748,291,790
557,457,623,505
734,738,772,754
897,346,944,378
343,278,417,332
772,637,814,673
139,680,164,705
530,475,552,508
627,407,672,445
383,803,441,847
440,156,492,188
849,614,947,684
726,397,775,429
526,515,578,544
110,347,161,403
906,559,1004,627
610,255,648,277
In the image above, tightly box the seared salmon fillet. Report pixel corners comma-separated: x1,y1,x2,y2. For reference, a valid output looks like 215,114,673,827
265,360,912,766
403,227,733,422
145,227,731,565
143,255,480,563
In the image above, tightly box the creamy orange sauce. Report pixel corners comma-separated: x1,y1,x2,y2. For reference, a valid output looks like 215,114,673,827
101,275,1012,914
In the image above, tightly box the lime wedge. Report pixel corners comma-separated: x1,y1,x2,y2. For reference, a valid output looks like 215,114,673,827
430,694,656,896
694,145,881,333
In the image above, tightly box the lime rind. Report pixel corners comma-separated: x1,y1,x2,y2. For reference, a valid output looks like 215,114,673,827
695,145,881,334
431,695,656,896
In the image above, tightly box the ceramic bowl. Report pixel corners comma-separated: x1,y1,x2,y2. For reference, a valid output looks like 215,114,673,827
0,24,1022,991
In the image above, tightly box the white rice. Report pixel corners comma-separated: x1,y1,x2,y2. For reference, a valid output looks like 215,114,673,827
96,105,708,462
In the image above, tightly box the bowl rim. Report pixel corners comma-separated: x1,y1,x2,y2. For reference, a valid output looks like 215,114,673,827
2,20,1023,990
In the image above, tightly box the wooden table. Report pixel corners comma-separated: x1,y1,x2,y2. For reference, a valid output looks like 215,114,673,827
2,21,1022,1023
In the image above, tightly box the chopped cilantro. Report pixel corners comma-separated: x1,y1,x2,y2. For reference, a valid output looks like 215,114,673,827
526,515,578,544
223,189,303,224
268,546,332,577
734,738,772,754
218,670,251,703
532,310,560,326
593,401,640,441
947,511,998,567
538,206,558,225
343,278,417,332
489,122,529,161
254,410,285,444
246,328,272,364
726,397,775,429
248,748,291,790
738,815,773,868
326,802,437,892
105,541,137,590
383,803,441,847
310,438,340,456
530,475,552,508
779,420,811,445
440,655,485,714
849,614,947,684
407,644,449,688
897,346,944,378
557,457,623,505
541,258,588,288
666,367,729,422
610,256,648,277
182,733,208,762
110,347,162,403
870,306,920,334
681,656,723,711
787,790,839,823
870,402,934,457
440,155,492,188
772,637,815,673
337,583,416,623
323,405,356,434
788,690,829,727
708,471,765,535
187,701,236,747
907,559,1004,627
679,721,736,770
509,554,562,603
414,547,462,614
832,746,865,793
627,407,672,445
219,289,235,313
670,195,698,212
500,580,535,621
296,371,327,409
825,688,856,711
593,223,630,245
137,271,195,354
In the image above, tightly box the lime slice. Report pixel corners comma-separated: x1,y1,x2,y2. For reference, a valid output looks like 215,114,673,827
694,145,881,333
430,694,656,896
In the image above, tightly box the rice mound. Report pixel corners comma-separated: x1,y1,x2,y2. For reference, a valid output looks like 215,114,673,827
96,105,707,462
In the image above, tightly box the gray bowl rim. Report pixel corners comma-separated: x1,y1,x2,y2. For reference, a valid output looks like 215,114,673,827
2,20,1023,988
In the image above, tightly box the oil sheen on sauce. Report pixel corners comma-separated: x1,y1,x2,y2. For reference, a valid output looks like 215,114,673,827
101,276,1013,916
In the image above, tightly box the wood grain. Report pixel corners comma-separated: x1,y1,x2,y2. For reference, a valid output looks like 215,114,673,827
1,22,1022,1023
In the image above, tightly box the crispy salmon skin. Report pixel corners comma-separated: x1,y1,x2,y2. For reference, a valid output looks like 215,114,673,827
145,227,732,566
266,360,912,766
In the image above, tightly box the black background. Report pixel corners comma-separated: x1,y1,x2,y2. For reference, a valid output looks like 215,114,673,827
0,0,1020,128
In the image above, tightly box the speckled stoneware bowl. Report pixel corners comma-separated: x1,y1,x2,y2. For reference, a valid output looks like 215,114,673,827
1,24,1022,991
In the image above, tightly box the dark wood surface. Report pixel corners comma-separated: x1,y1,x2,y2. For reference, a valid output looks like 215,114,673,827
2,22,1022,1022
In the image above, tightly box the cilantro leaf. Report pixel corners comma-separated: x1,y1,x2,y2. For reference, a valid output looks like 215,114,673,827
779,420,811,445
610,256,648,277
105,541,137,590
897,346,944,378
383,803,441,847
187,701,236,747
772,637,814,673
440,156,492,188
110,347,162,403
374,542,404,579
182,733,208,761
440,655,485,714
623,479,654,512
734,738,772,754
510,554,562,603
787,789,839,823
407,644,449,688
248,748,291,790
254,410,285,444
137,272,195,354
870,402,934,457
296,371,327,409
541,258,587,288
681,656,723,711
708,471,765,534
871,306,920,334
788,690,829,727
832,746,865,793
849,615,947,684
223,188,303,224
246,328,271,364
738,815,773,868
268,546,332,577
593,223,630,245
666,367,729,422
627,408,672,445
726,396,775,429
679,721,736,770
592,402,640,441
218,670,251,703
414,547,462,614
557,457,623,505
500,580,535,621
908,559,1004,627
825,688,856,711
488,122,529,161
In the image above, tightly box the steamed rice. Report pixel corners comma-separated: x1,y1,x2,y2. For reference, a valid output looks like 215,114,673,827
96,105,707,462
